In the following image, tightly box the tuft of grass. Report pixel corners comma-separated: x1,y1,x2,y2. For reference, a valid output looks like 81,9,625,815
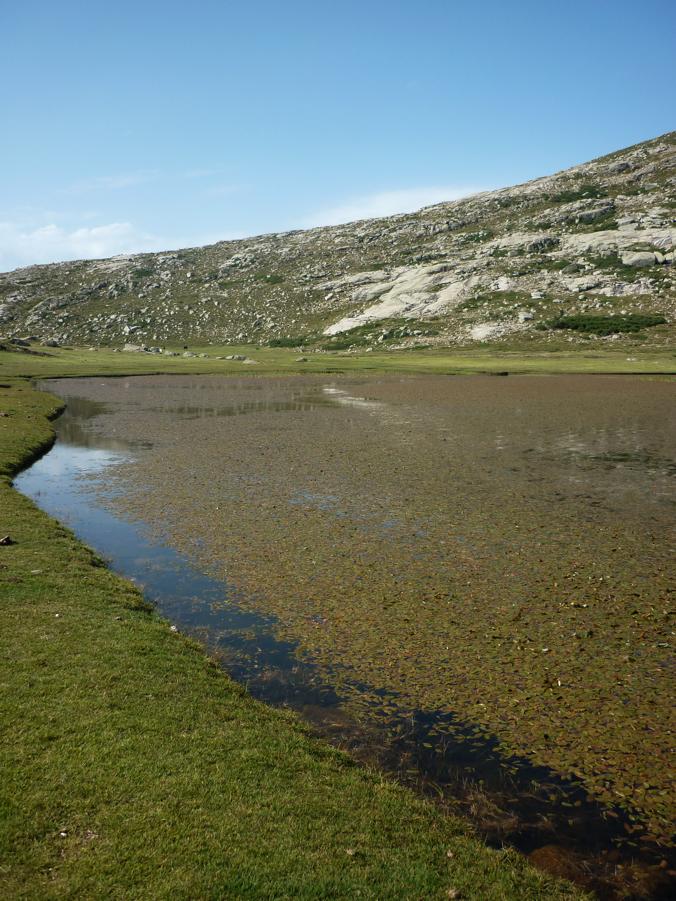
460,229,494,243
585,253,671,282
319,320,439,351
267,335,312,348
585,214,618,231
550,184,607,203
255,273,285,285
458,290,531,312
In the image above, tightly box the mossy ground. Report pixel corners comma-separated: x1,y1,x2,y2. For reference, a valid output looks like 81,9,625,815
0,379,582,898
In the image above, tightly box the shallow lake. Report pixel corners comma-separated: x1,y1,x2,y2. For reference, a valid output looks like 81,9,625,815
16,373,675,896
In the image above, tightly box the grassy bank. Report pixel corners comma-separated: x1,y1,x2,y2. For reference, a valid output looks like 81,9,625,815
0,380,581,898
0,341,675,381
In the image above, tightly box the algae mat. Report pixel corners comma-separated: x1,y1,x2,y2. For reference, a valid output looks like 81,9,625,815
42,373,675,843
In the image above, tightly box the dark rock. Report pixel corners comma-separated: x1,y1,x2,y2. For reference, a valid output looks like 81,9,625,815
527,236,560,253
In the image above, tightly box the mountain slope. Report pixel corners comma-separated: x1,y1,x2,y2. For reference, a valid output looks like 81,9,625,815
1,132,674,351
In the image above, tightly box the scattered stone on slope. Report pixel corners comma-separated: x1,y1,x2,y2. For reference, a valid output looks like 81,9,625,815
621,251,658,267
0,131,673,348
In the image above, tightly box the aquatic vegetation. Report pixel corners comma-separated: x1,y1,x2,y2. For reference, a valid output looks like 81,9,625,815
42,374,676,851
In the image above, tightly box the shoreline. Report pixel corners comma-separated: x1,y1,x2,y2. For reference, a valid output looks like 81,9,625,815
0,377,583,898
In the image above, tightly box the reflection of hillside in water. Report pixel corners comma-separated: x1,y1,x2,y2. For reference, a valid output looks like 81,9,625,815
47,391,149,452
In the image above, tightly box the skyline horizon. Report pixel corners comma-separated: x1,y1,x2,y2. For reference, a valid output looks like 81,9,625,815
2,125,672,275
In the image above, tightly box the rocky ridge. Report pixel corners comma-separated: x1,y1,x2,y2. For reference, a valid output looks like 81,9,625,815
1,132,674,351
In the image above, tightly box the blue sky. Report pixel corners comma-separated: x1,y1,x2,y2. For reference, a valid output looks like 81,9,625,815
1,0,674,271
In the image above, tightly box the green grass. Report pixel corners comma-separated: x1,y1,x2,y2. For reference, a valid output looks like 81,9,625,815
317,320,430,350
582,214,618,231
543,313,667,336
550,184,607,203
255,273,285,284
267,335,313,348
457,291,531,313
1,342,675,382
0,381,584,899
458,229,494,243
586,254,653,282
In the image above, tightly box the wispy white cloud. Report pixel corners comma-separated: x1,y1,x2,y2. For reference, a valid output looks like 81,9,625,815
300,185,488,228
183,167,221,179
0,217,246,272
0,182,490,272
61,168,246,199
0,220,164,271
205,183,246,198
65,170,161,193
0,205,102,225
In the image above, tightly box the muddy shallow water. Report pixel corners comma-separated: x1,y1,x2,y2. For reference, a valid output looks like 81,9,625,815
17,373,675,898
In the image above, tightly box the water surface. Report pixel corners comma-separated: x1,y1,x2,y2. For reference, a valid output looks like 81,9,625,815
16,373,675,899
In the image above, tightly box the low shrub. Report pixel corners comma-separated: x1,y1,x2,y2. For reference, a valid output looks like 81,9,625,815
551,183,607,203
544,313,666,335
268,336,310,347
